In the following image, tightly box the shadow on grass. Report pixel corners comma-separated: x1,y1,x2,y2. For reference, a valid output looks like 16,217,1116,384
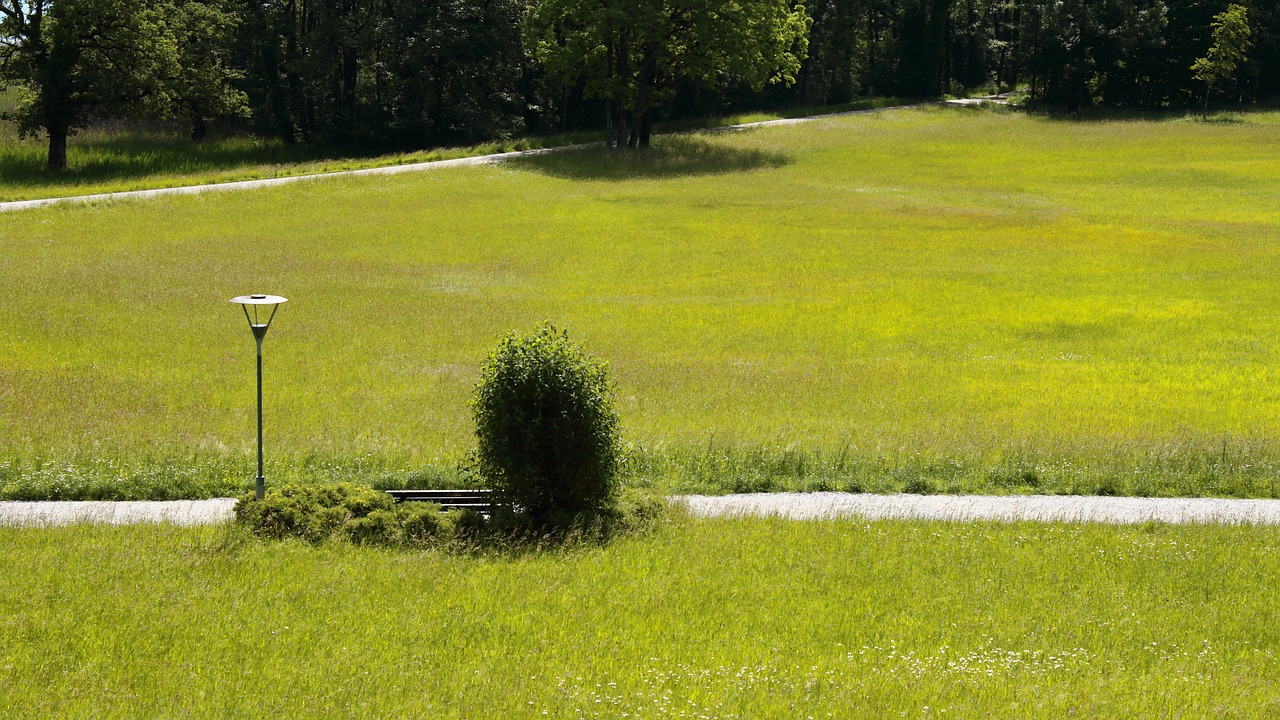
0,134,384,193
1007,101,1280,124
654,96,923,132
509,136,791,181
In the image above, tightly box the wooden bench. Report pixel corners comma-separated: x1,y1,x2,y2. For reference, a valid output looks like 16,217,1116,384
384,489,498,514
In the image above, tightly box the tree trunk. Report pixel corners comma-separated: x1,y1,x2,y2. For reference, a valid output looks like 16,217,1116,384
47,128,68,171
605,99,614,147
638,108,652,147
191,113,208,143
341,48,358,139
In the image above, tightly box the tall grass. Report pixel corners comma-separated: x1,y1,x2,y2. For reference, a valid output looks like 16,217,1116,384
1,518,1277,717
4,106,1280,498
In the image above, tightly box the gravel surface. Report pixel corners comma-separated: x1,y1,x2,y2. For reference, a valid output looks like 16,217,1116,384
679,492,1280,525
4,493,1280,526
0,499,237,527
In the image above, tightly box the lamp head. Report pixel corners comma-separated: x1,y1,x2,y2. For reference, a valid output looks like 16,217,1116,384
230,294,287,341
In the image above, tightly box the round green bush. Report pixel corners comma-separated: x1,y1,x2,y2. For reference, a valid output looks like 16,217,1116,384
472,323,621,523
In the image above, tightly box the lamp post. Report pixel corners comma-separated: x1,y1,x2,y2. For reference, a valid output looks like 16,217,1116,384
230,294,287,500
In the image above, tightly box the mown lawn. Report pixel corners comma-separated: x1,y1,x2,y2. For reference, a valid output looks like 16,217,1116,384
1,517,1277,717
3,106,1280,498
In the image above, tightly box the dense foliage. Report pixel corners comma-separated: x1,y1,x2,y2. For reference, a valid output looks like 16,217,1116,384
4,0,1280,165
472,324,621,525
0,0,246,168
527,0,810,147
234,481,475,546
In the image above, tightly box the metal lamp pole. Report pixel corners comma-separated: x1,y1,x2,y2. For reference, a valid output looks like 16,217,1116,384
230,294,287,500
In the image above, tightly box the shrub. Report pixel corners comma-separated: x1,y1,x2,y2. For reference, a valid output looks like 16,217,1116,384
398,502,450,545
235,482,453,547
472,323,621,524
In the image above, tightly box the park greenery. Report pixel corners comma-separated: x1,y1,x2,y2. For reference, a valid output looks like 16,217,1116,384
234,481,478,547
2,5,1278,715
1192,4,1254,117
527,0,811,147
3,106,1280,500
473,324,622,524
3,0,1279,170
2,517,1278,716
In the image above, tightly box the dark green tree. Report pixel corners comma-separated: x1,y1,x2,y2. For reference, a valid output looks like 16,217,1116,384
167,0,249,141
527,0,811,147
369,0,529,146
229,0,529,147
894,0,951,95
0,0,179,169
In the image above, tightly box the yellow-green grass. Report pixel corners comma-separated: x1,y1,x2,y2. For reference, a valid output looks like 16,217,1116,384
1,517,1277,717
0,124,598,203
0,98,909,204
4,106,1280,498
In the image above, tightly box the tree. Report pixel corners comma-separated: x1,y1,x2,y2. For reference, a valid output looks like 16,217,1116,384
527,0,811,148
370,0,529,146
0,0,179,169
167,0,249,142
1191,3,1251,117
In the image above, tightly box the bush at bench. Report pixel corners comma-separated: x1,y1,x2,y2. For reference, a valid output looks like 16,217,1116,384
235,482,467,547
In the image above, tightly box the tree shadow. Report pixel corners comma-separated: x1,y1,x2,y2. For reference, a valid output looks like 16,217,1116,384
507,135,791,181
0,133,404,182
1004,101,1279,124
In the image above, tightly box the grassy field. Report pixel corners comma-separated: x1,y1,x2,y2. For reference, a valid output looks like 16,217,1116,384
0,99,907,203
1,516,1277,717
3,105,1280,498
0,124,595,203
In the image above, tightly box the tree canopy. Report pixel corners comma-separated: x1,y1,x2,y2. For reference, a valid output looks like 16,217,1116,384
5,0,1280,170
0,0,246,168
1191,3,1252,115
527,0,811,146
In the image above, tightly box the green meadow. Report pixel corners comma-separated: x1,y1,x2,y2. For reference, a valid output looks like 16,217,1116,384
0,99,905,204
3,106,1280,498
1,517,1277,717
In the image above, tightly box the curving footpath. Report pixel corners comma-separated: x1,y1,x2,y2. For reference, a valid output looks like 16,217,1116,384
4,492,1280,527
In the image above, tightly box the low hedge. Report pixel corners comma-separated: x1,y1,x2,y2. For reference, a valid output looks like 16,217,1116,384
234,481,667,549
234,482,476,548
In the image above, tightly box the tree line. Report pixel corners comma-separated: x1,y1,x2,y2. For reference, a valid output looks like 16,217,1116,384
2,0,1276,169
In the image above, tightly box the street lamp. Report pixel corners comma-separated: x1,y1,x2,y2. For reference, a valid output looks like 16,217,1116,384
230,294,288,500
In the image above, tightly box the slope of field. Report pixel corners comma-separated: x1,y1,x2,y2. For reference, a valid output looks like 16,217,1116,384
3,106,1280,497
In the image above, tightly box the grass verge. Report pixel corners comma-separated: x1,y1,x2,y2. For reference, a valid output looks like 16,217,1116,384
1,517,1277,717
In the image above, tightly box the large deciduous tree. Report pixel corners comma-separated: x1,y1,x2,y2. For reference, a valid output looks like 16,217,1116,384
0,0,178,169
527,0,811,148
169,0,249,142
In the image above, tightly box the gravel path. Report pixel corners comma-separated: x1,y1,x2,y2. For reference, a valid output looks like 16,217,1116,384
0,499,237,527
680,493,1280,525
4,492,1280,526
